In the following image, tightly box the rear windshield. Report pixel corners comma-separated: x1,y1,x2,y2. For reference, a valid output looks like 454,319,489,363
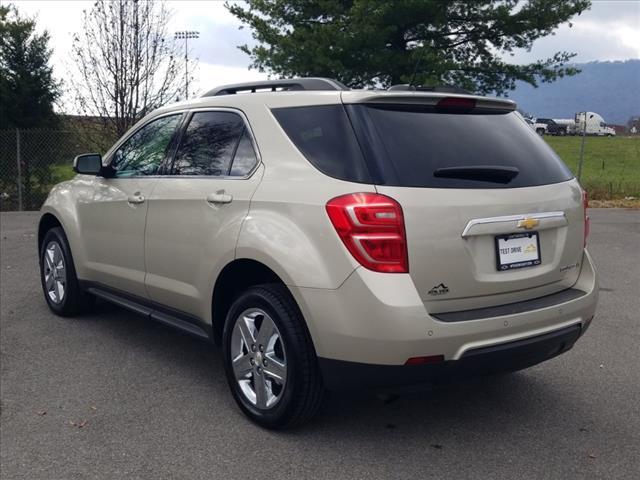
273,104,573,188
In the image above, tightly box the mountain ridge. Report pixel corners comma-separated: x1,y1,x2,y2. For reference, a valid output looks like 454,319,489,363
505,60,640,124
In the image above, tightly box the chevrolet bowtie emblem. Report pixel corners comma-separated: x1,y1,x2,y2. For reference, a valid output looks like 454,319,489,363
517,218,539,230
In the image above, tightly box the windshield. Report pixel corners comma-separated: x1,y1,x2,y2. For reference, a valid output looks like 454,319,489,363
350,105,573,188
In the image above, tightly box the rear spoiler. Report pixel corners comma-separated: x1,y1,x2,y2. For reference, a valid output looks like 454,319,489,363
341,91,516,112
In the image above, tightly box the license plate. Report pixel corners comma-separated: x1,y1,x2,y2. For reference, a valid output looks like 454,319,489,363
495,232,541,271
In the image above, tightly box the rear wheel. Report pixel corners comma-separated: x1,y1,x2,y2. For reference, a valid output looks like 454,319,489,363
222,284,324,429
39,227,92,316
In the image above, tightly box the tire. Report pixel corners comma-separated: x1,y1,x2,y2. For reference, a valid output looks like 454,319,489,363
39,227,93,316
222,284,325,429
536,128,545,136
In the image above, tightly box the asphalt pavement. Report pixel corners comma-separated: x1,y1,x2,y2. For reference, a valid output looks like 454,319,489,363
1,209,639,480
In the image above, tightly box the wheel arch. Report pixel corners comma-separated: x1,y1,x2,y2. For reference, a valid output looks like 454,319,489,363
212,258,288,344
38,212,63,252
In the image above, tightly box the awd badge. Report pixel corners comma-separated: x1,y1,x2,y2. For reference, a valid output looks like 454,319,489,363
428,283,449,296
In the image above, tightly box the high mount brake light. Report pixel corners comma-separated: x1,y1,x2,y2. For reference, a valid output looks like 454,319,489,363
326,193,408,273
436,97,476,111
583,190,590,247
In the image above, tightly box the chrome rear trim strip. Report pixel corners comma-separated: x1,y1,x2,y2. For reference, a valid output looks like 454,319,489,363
461,211,566,238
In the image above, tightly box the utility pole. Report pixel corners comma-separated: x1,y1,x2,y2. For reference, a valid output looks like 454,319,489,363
174,30,199,99
577,112,593,182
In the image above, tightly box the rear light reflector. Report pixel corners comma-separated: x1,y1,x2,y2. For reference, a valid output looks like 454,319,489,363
326,193,408,273
582,190,590,247
405,355,444,366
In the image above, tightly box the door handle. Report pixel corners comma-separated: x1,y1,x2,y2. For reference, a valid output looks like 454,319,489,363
127,193,145,204
206,193,233,204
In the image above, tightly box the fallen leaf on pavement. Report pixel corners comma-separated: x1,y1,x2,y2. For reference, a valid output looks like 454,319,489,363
37,411,46,416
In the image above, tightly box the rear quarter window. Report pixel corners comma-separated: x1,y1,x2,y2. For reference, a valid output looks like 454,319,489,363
272,105,371,183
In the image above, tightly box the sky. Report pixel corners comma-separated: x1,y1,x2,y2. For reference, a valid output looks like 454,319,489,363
12,0,640,110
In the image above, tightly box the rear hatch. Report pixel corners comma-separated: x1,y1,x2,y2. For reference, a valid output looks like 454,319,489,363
272,92,586,314
344,94,585,313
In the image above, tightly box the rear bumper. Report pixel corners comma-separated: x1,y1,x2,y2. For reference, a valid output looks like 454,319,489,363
319,324,582,390
290,249,598,384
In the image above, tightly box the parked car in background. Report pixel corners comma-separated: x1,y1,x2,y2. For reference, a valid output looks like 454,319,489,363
37,78,598,429
575,112,616,136
535,118,568,135
524,117,548,135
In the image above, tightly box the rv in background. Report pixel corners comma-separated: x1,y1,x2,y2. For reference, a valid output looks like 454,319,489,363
574,112,616,136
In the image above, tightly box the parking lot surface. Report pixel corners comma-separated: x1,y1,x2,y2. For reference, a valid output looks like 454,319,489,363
1,209,639,479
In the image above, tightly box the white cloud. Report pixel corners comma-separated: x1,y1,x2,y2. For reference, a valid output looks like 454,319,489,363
506,1,640,63
190,63,269,97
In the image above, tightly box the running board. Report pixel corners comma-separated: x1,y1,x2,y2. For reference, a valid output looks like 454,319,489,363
84,283,211,341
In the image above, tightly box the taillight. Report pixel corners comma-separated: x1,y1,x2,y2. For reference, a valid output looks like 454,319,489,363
326,193,408,273
583,190,590,247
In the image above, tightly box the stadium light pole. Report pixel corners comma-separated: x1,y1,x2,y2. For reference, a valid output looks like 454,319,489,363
174,30,200,99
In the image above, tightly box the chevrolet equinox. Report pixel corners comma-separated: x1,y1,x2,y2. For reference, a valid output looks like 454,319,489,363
38,78,598,428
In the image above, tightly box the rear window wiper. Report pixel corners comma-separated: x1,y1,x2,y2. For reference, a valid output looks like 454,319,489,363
433,165,519,183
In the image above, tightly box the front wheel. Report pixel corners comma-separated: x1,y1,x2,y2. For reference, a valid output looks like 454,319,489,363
222,284,324,429
39,227,93,316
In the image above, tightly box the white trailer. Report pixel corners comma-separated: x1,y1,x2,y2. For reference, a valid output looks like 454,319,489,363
553,118,577,135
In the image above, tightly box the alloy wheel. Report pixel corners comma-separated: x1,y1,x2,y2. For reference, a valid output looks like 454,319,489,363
230,308,287,410
43,241,66,304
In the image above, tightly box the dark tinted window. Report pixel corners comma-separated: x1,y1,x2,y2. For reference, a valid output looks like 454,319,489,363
173,111,247,176
359,106,573,188
272,105,371,183
111,114,181,177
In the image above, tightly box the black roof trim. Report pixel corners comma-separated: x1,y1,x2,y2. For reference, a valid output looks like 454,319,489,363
202,78,349,97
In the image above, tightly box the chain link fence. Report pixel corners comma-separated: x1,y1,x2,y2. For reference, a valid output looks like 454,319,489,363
0,129,95,211
0,117,637,211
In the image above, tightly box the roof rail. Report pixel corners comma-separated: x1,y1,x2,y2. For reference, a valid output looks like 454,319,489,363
388,84,473,95
202,77,349,97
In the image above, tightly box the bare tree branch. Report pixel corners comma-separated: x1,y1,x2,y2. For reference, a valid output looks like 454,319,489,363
68,0,180,147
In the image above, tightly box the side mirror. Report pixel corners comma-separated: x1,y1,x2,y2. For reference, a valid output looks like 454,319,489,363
73,153,102,175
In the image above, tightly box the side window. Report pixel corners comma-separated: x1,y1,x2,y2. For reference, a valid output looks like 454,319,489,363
111,114,182,177
230,129,258,176
172,111,258,176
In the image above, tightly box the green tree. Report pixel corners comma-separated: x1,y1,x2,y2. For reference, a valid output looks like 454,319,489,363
0,4,60,128
228,0,590,94
0,4,62,210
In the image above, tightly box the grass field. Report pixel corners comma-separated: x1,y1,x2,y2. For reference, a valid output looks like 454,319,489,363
46,136,640,205
544,135,640,203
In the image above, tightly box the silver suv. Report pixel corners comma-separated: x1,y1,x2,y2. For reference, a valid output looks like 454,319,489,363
38,78,598,428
